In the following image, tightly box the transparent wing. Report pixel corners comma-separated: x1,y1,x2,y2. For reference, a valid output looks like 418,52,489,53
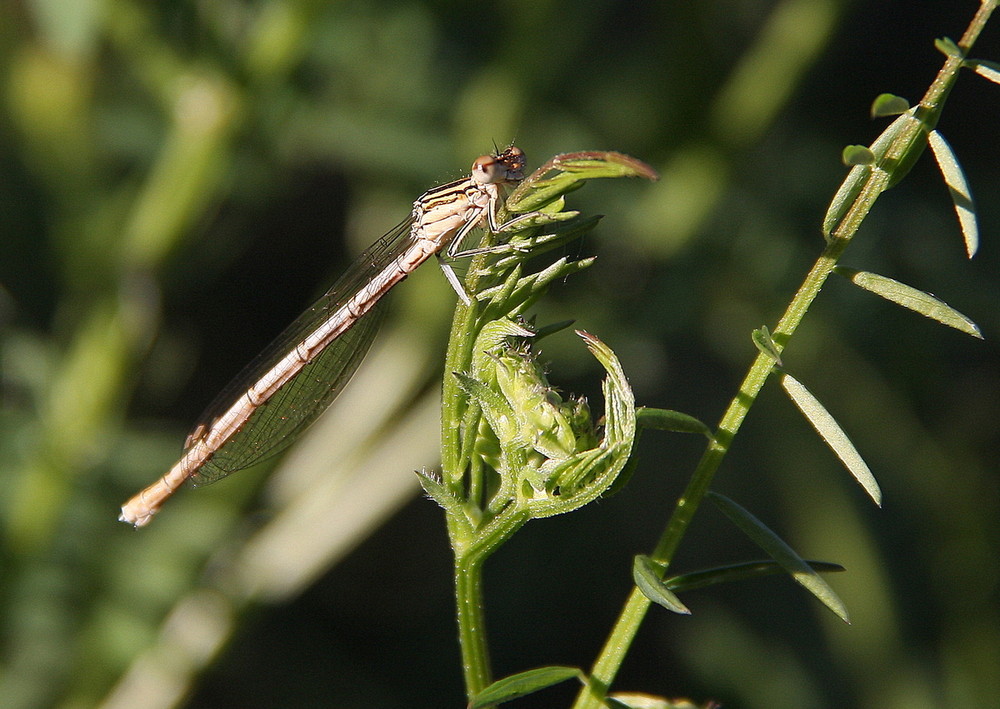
186,213,417,485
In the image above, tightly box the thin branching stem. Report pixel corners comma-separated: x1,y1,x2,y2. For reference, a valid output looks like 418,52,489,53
572,4,996,706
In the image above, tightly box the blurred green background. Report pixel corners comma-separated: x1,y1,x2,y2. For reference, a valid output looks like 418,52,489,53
1,1,998,708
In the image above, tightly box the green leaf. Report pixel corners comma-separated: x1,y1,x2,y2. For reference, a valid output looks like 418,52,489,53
491,223,600,276
482,255,596,312
499,206,580,233
453,371,517,443
633,555,691,615
841,145,875,166
823,107,930,237
967,58,1000,85
835,267,982,338
536,447,614,501
780,373,882,506
708,492,850,623
416,470,465,517
605,700,634,709
608,692,712,709
479,257,593,312
580,331,636,449
518,332,636,519
822,161,866,239
469,666,583,708
665,560,845,593
927,130,978,257
870,93,910,118
934,37,962,58
543,151,661,180
636,407,711,438
751,325,782,366
472,318,535,354
506,150,658,215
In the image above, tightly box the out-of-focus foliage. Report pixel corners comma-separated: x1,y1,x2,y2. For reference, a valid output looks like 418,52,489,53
0,2,997,708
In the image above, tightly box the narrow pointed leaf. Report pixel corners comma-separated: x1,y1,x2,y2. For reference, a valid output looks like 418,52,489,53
480,256,595,310
968,59,1000,85
416,470,465,517
836,267,982,338
636,407,711,438
751,325,782,365
633,555,691,615
927,130,978,257
607,693,707,709
507,151,658,214
469,666,583,708
823,162,867,239
452,371,517,444
499,207,580,234
542,150,661,180
876,108,932,187
709,492,850,623
780,373,881,506
578,331,636,447
665,560,845,593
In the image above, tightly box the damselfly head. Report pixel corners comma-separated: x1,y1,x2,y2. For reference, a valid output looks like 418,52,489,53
472,145,525,185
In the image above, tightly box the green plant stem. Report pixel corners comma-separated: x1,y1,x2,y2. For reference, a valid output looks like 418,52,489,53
573,241,853,708
441,296,480,479
455,554,492,695
442,240,521,699
572,6,995,705
452,507,530,698
442,258,492,698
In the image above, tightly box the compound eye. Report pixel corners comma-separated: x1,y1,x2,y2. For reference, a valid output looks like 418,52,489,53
471,155,503,184
505,146,525,167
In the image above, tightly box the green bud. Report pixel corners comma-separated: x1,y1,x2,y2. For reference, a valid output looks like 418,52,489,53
457,322,635,520
493,347,594,463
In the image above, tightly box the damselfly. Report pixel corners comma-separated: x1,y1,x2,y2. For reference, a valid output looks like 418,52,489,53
120,146,528,527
